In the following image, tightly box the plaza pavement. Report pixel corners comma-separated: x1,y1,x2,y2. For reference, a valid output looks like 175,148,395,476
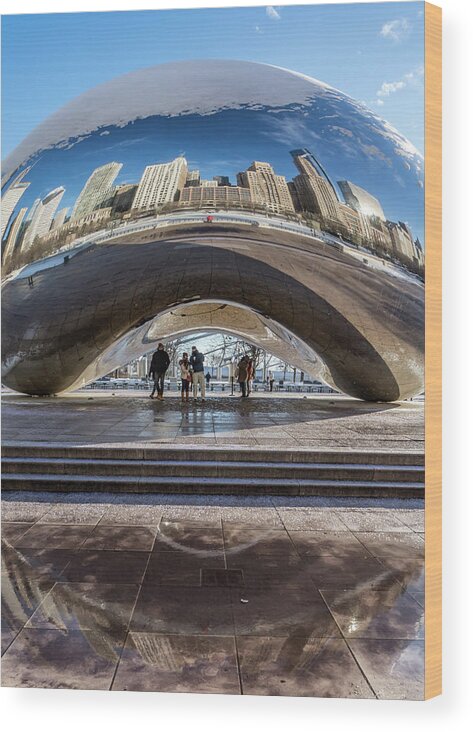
1,391,425,697
1,491,424,698
2,391,424,452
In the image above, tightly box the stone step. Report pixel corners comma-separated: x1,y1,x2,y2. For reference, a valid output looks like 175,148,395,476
1,456,424,482
1,441,424,466
0,472,424,498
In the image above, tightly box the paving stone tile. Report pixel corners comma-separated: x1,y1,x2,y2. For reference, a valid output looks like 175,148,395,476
306,555,398,590
223,527,297,557
37,504,108,525
355,532,425,560
112,633,240,694
99,504,164,526
2,570,54,634
221,509,284,528
143,552,225,587
231,586,341,638
130,585,234,635
377,558,425,593
2,545,76,582
288,530,371,558
1,502,53,523
321,589,424,639
59,550,150,584
82,525,157,552
1,522,35,543
227,553,311,588
348,639,424,699
394,510,425,532
237,636,375,698
160,507,222,527
336,510,412,532
1,628,126,689
26,582,140,632
278,509,349,531
14,524,96,550
153,521,224,555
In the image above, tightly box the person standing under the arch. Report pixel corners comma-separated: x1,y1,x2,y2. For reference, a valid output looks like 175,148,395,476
246,358,255,395
179,352,192,404
190,345,206,401
238,355,249,398
148,343,170,400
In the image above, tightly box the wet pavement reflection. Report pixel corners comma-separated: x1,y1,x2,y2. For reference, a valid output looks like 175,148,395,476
1,494,424,698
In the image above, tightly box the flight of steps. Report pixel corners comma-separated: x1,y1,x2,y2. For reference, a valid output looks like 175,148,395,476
1,442,424,498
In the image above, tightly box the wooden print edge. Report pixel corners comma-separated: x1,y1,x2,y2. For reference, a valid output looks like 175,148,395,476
424,0,442,700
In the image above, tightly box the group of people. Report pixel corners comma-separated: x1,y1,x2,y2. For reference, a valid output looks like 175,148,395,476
149,342,276,402
148,343,207,402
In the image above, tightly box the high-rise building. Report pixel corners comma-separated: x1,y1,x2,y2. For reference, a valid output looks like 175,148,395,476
369,219,393,253
185,170,200,187
387,221,416,260
22,187,65,251
338,203,367,242
290,150,344,224
133,157,188,210
291,149,340,202
71,162,122,221
1,207,28,265
293,173,342,222
25,198,41,222
51,208,69,230
111,184,138,214
237,161,294,214
200,179,218,188
338,180,386,221
1,178,30,241
213,176,231,187
414,238,425,266
179,185,252,208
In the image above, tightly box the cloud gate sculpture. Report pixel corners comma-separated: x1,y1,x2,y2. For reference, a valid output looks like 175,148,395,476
1,60,424,401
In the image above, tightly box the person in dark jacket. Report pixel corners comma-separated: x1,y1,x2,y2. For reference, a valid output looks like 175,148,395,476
237,355,249,398
148,343,170,400
190,346,206,400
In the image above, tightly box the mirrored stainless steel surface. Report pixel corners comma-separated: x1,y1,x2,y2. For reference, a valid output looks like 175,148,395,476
1,61,424,401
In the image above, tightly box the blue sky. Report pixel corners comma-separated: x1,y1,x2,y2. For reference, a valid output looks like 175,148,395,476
2,3,425,158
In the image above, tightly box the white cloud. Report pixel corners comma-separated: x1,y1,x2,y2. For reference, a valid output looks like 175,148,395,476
266,6,281,21
380,18,411,42
376,67,424,100
377,80,406,98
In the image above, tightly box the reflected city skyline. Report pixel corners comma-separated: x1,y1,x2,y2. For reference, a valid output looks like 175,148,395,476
2,144,423,277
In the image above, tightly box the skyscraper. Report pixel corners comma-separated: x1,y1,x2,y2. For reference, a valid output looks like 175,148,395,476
338,180,386,221
1,178,30,241
22,187,65,251
291,149,340,201
133,157,188,210
290,150,344,223
1,207,28,265
293,173,342,222
237,161,294,214
185,170,201,187
71,162,122,221
51,207,69,230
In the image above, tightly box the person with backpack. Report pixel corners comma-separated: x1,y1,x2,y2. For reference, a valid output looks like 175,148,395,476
148,343,170,400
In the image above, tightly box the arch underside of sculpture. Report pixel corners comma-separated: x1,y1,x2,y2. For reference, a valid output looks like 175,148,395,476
1,224,424,401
